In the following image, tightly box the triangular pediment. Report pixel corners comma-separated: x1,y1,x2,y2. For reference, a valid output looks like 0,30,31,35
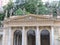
5,14,52,22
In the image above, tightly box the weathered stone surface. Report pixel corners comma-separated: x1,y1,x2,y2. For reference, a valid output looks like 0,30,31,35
2,14,60,45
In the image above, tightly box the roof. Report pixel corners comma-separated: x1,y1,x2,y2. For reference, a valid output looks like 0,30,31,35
4,14,53,21
3,14,60,27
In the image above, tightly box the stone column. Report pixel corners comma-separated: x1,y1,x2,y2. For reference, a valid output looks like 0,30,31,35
8,27,11,45
2,27,11,45
51,26,54,45
22,26,27,45
36,26,40,45
2,27,6,45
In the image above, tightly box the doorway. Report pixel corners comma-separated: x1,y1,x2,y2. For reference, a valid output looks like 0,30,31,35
13,30,22,45
27,30,36,45
41,30,50,45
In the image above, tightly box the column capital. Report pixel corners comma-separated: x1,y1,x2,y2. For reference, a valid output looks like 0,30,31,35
36,26,39,30
36,26,39,27
22,26,25,28
22,26,25,31
51,26,54,31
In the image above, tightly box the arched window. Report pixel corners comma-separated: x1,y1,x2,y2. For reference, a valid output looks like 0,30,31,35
27,30,36,45
40,30,50,45
13,30,22,45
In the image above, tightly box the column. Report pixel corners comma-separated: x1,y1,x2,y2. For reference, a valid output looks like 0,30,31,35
2,27,11,45
2,27,5,45
8,27,11,45
22,26,27,45
36,26,40,45
51,26,54,45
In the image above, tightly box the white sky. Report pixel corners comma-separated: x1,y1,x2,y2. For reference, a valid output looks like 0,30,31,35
0,0,9,6
0,0,60,6
42,0,59,2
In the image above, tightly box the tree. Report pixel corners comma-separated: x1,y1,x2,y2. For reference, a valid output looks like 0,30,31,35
14,8,30,15
3,0,59,17
0,13,5,21
14,8,23,15
3,0,14,17
18,0,49,14
4,0,52,15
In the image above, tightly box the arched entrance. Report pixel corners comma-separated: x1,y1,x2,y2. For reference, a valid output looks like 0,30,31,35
13,30,22,45
27,30,36,45
41,30,50,45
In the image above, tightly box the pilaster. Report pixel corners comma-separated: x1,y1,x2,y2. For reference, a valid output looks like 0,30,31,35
36,26,40,45
8,27,11,45
51,26,54,45
2,27,5,45
2,27,12,45
22,27,27,45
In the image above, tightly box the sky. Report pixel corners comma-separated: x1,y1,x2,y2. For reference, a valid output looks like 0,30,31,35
0,0,60,6
0,0,9,6
42,0,59,2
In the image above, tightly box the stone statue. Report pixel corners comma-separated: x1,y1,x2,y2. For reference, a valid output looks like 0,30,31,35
9,8,13,16
5,10,8,19
23,8,26,15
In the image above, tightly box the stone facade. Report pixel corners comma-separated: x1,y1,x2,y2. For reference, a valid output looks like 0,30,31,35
0,14,60,45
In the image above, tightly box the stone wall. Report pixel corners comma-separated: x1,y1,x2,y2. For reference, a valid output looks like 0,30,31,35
54,27,60,45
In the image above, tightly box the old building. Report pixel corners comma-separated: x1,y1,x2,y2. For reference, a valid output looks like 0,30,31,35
0,14,60,45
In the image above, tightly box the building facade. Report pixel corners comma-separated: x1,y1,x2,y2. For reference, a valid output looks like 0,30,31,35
0,14,60,45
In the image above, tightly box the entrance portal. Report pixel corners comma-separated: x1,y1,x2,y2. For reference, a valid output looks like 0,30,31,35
41,30,50,45
27,30,35,45
13,30,22,45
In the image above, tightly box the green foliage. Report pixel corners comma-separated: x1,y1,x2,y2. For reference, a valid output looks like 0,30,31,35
2,0,60,19
14,8,30,15
53,8,57,17
18,0,53,15
39,5,52,15
3,0,13,10
14,8,23,15
50,2,57,17
14,0,47,15
19,0,43,14
0,14,5,21
3,0,14,18
3,0,53,16
24,3,36,14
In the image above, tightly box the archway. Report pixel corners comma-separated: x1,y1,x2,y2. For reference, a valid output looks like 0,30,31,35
41,30,50,45
27,30,36,45
13,30,22,45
